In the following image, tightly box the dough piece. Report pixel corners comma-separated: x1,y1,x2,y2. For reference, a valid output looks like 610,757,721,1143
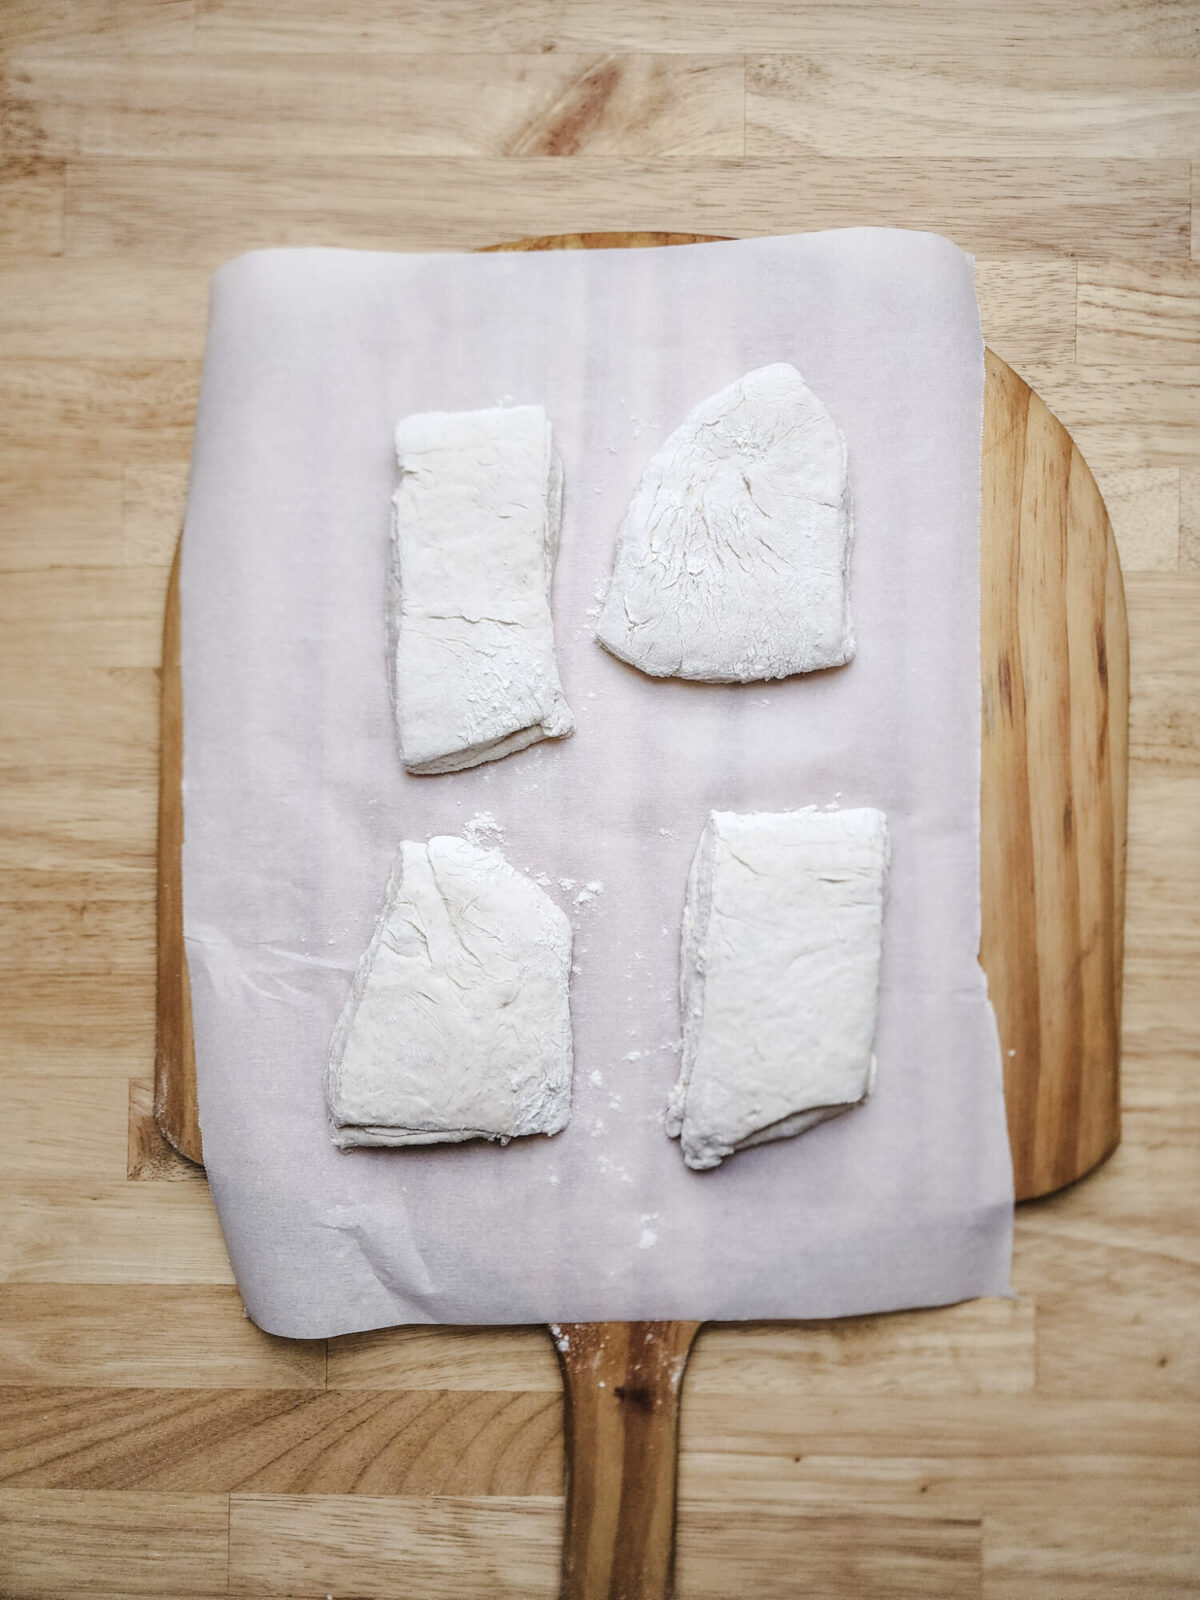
596,363,853,682
666,807,889,1170
390,406,574,774
327,836,574,1149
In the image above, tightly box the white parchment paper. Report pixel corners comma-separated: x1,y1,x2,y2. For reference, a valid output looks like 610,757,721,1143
180,230,1013,1338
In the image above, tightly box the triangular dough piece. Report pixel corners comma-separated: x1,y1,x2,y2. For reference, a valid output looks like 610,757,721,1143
666,807,888,1170
327,836,574,1149
596,364,853,682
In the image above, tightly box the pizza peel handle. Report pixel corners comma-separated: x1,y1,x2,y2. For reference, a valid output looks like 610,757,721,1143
155,231,1128,1600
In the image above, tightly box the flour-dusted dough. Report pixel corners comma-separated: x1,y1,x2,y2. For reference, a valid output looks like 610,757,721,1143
327,836,574,1149
390,406,574,774
666,807,889,1171
596,364,853,682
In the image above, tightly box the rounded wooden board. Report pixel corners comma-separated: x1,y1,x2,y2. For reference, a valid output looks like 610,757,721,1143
157,231,1128,1204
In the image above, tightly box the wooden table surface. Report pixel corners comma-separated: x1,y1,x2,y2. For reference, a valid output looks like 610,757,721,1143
1,5,1198,1597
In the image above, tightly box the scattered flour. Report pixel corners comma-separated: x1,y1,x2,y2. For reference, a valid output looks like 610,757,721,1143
463,810,505,847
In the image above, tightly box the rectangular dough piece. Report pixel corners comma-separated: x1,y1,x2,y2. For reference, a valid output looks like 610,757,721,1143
390,405,574,774
327,836,574,1149
666,807,889,1170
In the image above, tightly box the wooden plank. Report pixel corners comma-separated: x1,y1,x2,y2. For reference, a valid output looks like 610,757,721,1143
0,1488,228,1596
0,779,154,877
0,666,157,782
1128,778,1198,968
330,1325,562,1391
1126,578,1200,765
982,1500,1200,1599
0,972,154,1076
123,462,190,566
0,1,196,53
1024,361,1200,467
681,1395,1200,1459
674,1505,981,1599
1017,1231,1200,1397
0,1077,128,1181
194,0,1200,55
0,452,124,570
0,566,169,669
197,0,565,53
0,1386,561,1495
0,261,209,360
0,898,152,973
1182,466,1200,566
686,1301,1033,1398
1091,466,1180,571
227,1493,563,1596
1077,260,1200,364
1016,1106,1200,1268
1122,950,1200,1097
0,1285,324,1387
0,159,65,255
0,360,199,452
6,52,745,161
678,1450,1197,1516
0,1181,235,1284
64,157,1192,260
974,259,1077,369
747,56,1200,160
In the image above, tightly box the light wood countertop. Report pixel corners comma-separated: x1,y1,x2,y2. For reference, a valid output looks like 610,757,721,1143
1,4,1197,1595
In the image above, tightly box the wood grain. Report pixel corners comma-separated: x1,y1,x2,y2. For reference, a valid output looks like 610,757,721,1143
978,355,1126,1197
746,56,1200,160
191,0,1200,56
227,1492,563,1597
0,1489,229,1597
0,1181,234,1284
674,1504,982,1600
0,1285,325,1388
1077,261,1200,364
62,157,1192,260
0,1386,561,1496
0,1,195,53
553,1321,700,1600
0,457,124,568
0,261,209,359
1093,466,1181,570
5,52,745,162
0,1076,128,1180
0,160,65,256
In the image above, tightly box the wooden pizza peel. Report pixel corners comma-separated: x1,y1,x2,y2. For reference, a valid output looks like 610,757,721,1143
155,232,1128,1600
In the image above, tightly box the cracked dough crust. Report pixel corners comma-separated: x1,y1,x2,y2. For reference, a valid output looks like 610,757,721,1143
596,363,853,682
327,836,574,1149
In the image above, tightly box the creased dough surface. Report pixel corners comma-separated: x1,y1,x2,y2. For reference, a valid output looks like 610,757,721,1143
391,405,573,773
596,363,853,682
667,806,889,1170
327,835,574,1148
